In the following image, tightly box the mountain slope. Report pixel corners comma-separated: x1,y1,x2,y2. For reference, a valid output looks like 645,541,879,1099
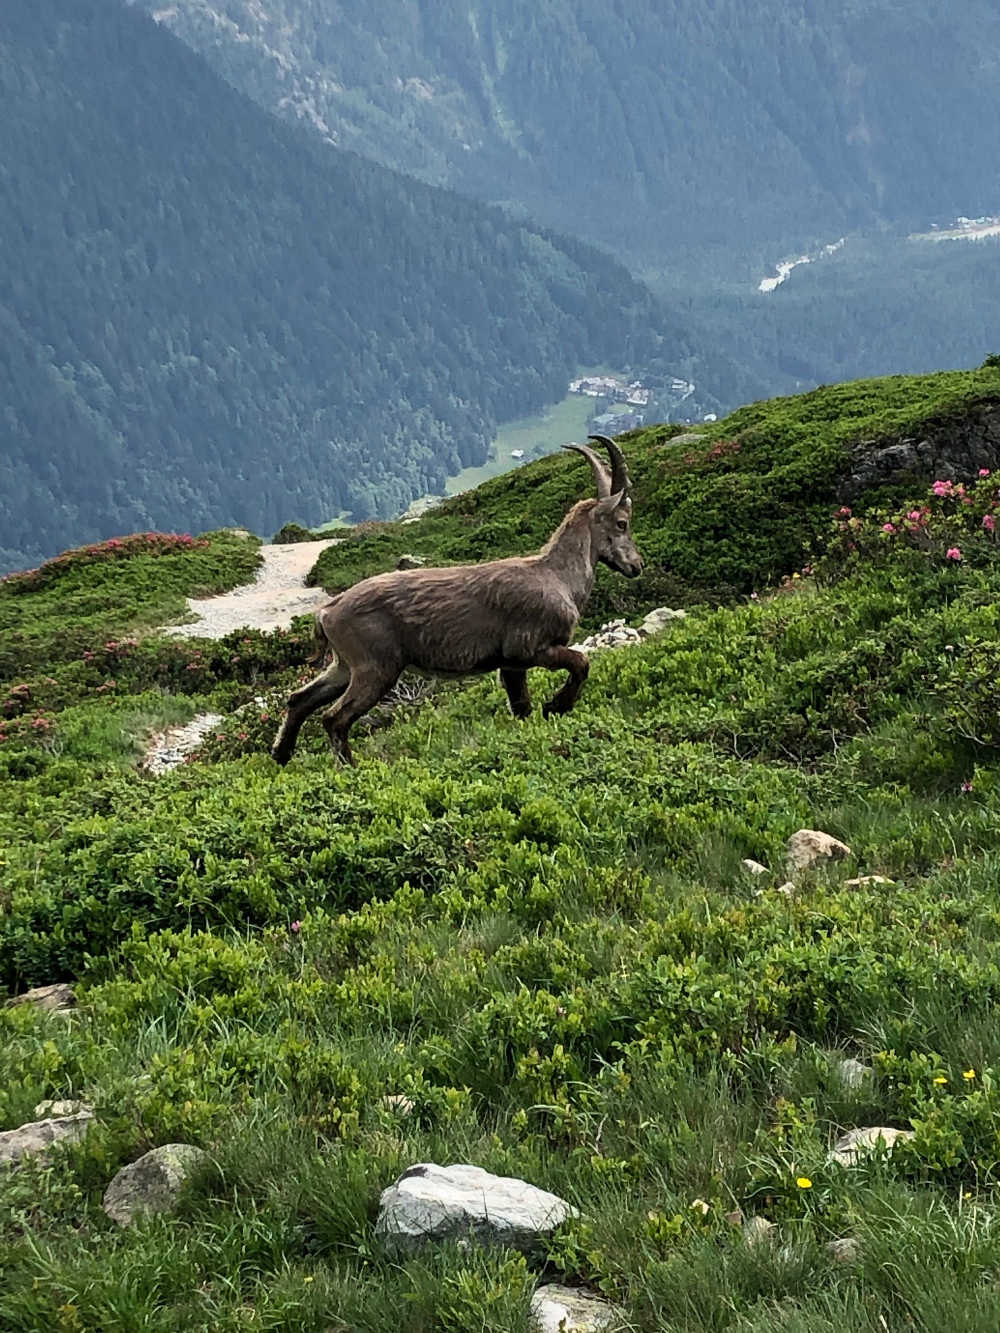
134,0,1000,274
8,372,1000,1328
0,0,710,572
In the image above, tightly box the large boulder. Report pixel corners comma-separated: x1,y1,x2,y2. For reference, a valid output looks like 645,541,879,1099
102,1143,211,1226
375,1163,576,1255
0,1110,95,1168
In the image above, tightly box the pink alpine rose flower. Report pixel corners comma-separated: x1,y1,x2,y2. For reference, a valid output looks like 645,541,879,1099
946,547,963,561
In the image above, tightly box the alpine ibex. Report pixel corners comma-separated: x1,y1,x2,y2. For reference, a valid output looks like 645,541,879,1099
271,435,642,765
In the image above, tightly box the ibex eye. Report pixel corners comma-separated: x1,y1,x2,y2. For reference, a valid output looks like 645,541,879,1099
616,520,628,531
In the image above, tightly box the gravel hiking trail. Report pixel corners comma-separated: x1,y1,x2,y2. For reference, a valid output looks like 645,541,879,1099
160,539,339,639
147,538,339,772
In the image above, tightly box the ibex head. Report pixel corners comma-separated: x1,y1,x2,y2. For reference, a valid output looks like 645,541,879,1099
564,434,643,578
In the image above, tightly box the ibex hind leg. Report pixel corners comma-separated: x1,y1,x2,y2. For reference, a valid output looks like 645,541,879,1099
271,659,350,765
537,645,590,718
321,667,400,766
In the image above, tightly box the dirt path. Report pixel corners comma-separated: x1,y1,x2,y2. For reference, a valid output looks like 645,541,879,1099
160,539,339,639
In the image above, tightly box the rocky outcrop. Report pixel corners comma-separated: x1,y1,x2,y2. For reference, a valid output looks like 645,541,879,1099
839,402,1000,503
6,982,76,1014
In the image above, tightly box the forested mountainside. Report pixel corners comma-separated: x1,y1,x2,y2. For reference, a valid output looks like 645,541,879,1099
8,371,1000,1327
134,0,1000,273
698,231,1000,397
0,1,718,575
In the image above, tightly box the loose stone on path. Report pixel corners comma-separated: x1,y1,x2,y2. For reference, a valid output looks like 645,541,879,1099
142,713,225,775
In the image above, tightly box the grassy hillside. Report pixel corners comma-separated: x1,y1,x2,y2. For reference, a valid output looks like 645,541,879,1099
6,371,1000,1328
311,364,1000,620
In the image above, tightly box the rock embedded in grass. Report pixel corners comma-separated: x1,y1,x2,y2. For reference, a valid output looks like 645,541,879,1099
742,1215,777,1249
33,1099,92,1118
835,1057,874,1091
742,859,769,876
786,829,852,874
829,1126,914,1167
6,982,76,1014
375,1163,576,1255
576,620,642,654
102,1143,211,1226
827,1236,862,1264
0,1110,95,1168
638,606,687,637
530,1283,622,1332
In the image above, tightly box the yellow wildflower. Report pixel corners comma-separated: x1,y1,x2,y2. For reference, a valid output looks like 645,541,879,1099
796,1177,812,1189
963,1069,976,1080
933,1076,948,1085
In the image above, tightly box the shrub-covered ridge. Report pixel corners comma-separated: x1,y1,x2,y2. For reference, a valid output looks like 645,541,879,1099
310,363,1000,623
7,372,1000,1328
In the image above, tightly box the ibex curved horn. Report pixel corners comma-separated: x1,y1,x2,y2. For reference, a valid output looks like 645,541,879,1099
562,442,611,500
588,434,631,499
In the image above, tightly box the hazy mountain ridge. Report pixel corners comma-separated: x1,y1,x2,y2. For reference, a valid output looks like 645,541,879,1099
1,0,721,572
132,0,1000,274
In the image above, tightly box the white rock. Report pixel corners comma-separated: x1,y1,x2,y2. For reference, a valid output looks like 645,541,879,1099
756,881,795,898
843,875,893,888
742,859,769,876
826,1236,861,1264
6,982,76,1013
829,1126,913,1167
103,1143,211,1225
742,1215,777,1249
531,1283,622,1332
787,829,852,874
375,1163,576,1255
396,553,425,569
638,607,687,637
835,1058,873,1091
576,620,642,654
0,1112,95,1168
33,1099,92,1119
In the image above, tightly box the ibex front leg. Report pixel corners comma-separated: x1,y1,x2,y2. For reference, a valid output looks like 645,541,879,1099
499,668,532,718
537,645,590,718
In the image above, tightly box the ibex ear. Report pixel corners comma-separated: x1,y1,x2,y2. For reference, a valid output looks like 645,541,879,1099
595,489,629,516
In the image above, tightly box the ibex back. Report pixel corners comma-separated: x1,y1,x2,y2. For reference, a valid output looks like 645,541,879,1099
271,435,642,765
